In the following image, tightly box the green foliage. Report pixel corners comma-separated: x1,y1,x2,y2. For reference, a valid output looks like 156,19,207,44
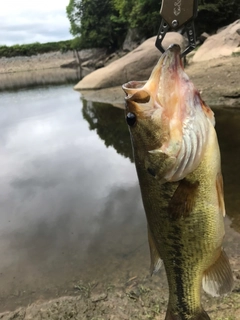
120,0,161,38
70,36,82,50
66,0,81,36
66,0,160,50
196,0,240,34
66,0,239,50
0,40,73,58
74,0,127,50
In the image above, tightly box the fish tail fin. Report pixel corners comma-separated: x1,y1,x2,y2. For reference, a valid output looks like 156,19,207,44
165,308,211,320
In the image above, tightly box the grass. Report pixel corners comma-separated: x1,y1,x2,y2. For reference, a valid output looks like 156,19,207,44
73,281,98,298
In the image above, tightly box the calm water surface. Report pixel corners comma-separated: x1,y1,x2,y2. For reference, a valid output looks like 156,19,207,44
0,85,240,312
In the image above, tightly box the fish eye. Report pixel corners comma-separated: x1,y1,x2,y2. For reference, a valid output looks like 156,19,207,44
126,112,137,126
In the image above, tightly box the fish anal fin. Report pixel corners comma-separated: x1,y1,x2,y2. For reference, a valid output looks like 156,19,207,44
202,249,234,297
165,308,210,320
168,179,199,220
147,226,162,275
216,172,226,217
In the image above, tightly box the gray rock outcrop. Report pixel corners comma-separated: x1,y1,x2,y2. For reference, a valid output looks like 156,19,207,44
122,28,143,52
74,32,185,90
193,20,240,62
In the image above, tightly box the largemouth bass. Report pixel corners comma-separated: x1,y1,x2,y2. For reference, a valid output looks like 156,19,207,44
122,44,233,320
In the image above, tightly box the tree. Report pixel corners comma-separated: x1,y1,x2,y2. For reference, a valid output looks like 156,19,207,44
67,0,127,50
66,0,81,36
196,0,240,34
66,0,240,50
112,0,161,39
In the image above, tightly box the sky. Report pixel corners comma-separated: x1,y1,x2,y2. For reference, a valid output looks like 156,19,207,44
0,0,73,46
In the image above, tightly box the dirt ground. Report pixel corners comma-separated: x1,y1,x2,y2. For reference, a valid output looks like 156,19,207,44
1,55,240,319
0,268,240,320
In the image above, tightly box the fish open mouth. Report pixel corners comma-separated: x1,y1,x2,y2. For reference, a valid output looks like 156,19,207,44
123,80,147,90
122,44,215,183
122,44,185,110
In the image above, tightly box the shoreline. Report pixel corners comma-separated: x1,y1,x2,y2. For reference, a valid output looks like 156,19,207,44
0,51,75,74
78,55,240,109
0,65,69,75
1,50,240,109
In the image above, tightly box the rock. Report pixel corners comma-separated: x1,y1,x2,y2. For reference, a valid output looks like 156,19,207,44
77,49,111,69
193,20,240,62
95,60,105,69
91,292,108,303
74,32,186,90
185,49,196,65
104,53,119,65
81,59,95,68
199,32,210,43
233,47,240,56
77,48,107,61
123,28,143,52
217,25,228,34
60,60,79,69
79,86,125,109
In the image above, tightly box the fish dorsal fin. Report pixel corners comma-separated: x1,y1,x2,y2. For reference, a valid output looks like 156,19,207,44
148,226,162,275
202,249,234,297
216,172,226,217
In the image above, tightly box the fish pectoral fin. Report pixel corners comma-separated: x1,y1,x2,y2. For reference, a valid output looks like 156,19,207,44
148,226,162,275
202,249,234,297
216,172,226,217
167,179,199,220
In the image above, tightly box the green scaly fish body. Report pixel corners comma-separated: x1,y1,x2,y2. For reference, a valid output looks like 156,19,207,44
122,44,233,320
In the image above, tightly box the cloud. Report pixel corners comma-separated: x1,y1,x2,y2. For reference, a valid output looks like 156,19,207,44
0,0,73,46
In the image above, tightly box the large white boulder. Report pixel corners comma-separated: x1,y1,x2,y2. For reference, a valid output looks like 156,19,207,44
193,20,240,62
74,32,185,90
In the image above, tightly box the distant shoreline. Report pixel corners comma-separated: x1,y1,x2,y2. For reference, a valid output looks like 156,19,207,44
0,51,75,74
0,66,65,75
1,49,240,110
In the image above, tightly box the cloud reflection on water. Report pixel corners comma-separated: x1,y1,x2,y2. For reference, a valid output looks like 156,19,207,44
0,85,143,312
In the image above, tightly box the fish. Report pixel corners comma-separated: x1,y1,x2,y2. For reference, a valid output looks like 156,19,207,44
122,44,234,320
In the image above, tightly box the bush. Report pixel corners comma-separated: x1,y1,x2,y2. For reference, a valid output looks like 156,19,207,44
0,40,74,58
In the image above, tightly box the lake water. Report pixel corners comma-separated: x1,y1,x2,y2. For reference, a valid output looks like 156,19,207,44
0,84,240,312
